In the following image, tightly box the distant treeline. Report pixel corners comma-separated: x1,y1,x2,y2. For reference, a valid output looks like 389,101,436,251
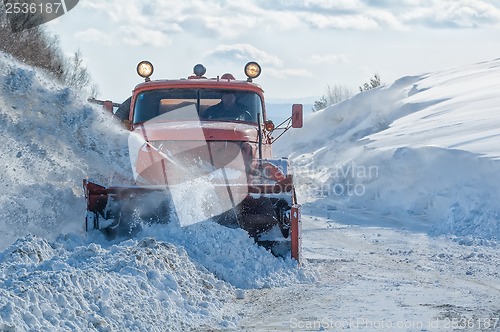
313,73,382,112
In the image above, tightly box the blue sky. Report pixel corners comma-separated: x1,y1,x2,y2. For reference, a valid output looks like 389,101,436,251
46,0,500,102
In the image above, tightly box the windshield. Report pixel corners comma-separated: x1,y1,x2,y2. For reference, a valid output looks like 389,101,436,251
133,89,263,124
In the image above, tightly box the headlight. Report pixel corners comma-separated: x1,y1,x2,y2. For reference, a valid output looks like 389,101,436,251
244,61,261,80
265,120,275,132
137,61,154,79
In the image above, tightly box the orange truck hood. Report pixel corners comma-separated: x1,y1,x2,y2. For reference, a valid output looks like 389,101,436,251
133,120,259,143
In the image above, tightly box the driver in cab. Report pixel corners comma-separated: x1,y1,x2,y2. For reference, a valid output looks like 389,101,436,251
202,92,251,121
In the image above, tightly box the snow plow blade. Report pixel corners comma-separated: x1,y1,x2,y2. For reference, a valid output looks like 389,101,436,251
83,178,302,262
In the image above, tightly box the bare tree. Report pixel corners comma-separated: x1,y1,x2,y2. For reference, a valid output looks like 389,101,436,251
0,12,65,78
313,84,353,111
89,83,100,99
326,84,353,104
63,50,91,90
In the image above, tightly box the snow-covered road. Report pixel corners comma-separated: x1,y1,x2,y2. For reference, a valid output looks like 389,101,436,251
238,210,500,331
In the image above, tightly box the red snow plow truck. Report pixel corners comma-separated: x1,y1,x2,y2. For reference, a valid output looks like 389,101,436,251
84,61,303,262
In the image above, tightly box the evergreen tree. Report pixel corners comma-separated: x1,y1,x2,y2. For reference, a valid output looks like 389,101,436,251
359,73,381,92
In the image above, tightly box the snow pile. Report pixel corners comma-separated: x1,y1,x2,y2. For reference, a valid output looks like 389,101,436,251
0,52,131,247
277,59,500,240
140,222,316,289
0,234,237,331
0,221,313,330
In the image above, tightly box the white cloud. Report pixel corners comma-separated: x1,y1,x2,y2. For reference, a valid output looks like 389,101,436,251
207,44,283,67
119,26,172,48
81,0,147,24
303,0,365,11
256,0,365,12
266,67,314,79
402,0,500,28
75,28,113,44
78,0,500,49
78,0,180,47
304,13,381,30
369,9,407,30
306,0,500,30
307,54,349,64
202,15,259,39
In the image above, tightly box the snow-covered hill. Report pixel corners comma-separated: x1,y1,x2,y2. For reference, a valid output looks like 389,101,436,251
276,58,500,241
0,51,499,331
0,52,131,248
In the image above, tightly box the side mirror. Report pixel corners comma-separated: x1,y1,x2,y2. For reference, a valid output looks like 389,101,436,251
88,98,116,114
291,104,303,128
103,100,114,113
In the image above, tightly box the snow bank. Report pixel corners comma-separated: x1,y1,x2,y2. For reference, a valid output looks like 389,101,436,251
0,52,131,247
368,60,500,158
140,222,316,290
0,234,237,331
277,59,500,240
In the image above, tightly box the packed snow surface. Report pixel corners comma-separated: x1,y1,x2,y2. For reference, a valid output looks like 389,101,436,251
0,50,499,331
276,58,500,241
